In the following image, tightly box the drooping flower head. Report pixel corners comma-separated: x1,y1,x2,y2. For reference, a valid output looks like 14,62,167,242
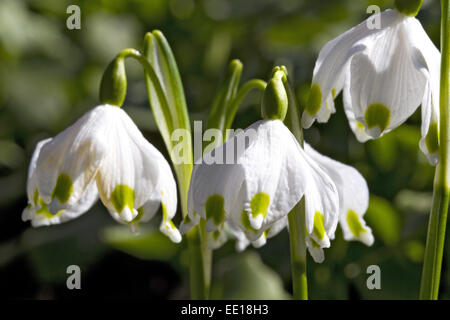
181,68,374,262
22,104,181,243
304,5,440,165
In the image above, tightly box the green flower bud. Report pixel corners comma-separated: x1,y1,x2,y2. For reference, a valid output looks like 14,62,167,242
395,0,423,17
261,70,288,121
100,56,127,107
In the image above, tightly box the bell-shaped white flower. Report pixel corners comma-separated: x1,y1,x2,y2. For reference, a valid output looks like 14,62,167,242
22,104,181,243
304,8,440,165
182,119,340,262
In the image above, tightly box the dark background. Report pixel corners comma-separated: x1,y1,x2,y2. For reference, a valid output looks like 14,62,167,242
0,0,447,299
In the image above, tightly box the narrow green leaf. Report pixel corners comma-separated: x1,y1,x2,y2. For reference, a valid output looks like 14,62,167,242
143,30,193,216
207,59,243,133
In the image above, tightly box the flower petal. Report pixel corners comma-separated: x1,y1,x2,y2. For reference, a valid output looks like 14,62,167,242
187,158,245,232
23,137,99,227
33,106,108,214
403,17,441,165
304,143,373,246
419,83,440,165
22,180,99,227
299,146,340,248
343,76,373,142
232,120,307,240
94,106,180,241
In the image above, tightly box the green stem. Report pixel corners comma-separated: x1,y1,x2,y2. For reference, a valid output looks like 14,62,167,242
186,221,212,299
283,75,308,300
287,200,308,299
117,49,175,136
118,48,209,299
224,79,267,139
419,0,450,300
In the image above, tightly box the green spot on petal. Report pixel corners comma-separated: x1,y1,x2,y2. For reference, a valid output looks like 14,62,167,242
347,209,366,237
250,192,270,219
364,103,390,134
331,88,336,99
110,184,135,214
313,211,325,240
241,210,258,233
212,230,221,241
205,194,226,225
310,237,321,249
356,121,365,130
33,189,40,206
305,83,322,116
425,122,439,154
51,174,74,204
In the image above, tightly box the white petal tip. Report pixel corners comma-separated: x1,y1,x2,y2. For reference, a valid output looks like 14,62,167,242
235,240,249,252
248,214,264,230
251,235,267,248
301,112,315,129
358,231,375,246
309,247,325,263
119,207,138,223
160,221,182,243
344,229,374,246
22,206,32,222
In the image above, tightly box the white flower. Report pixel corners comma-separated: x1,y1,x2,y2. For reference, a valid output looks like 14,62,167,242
181,119,374,262
22,104,181,243
304,8,441,165
182,119,341,262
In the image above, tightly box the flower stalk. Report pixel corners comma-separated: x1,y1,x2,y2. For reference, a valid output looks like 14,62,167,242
419,0,450,300
110,39,210,299
282,70,308,300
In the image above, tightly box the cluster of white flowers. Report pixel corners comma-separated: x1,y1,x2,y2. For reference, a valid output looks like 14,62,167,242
181,119,373,262
22,6,439,264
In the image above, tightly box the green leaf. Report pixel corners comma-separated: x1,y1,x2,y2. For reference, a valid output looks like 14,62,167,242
207,59,242,134
143,30,193,214
211,251,291,299
365,195,402,246
27,236,106,284
100,226,180,261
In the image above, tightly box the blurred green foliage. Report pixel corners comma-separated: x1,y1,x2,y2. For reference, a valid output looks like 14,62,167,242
0,0,448,299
